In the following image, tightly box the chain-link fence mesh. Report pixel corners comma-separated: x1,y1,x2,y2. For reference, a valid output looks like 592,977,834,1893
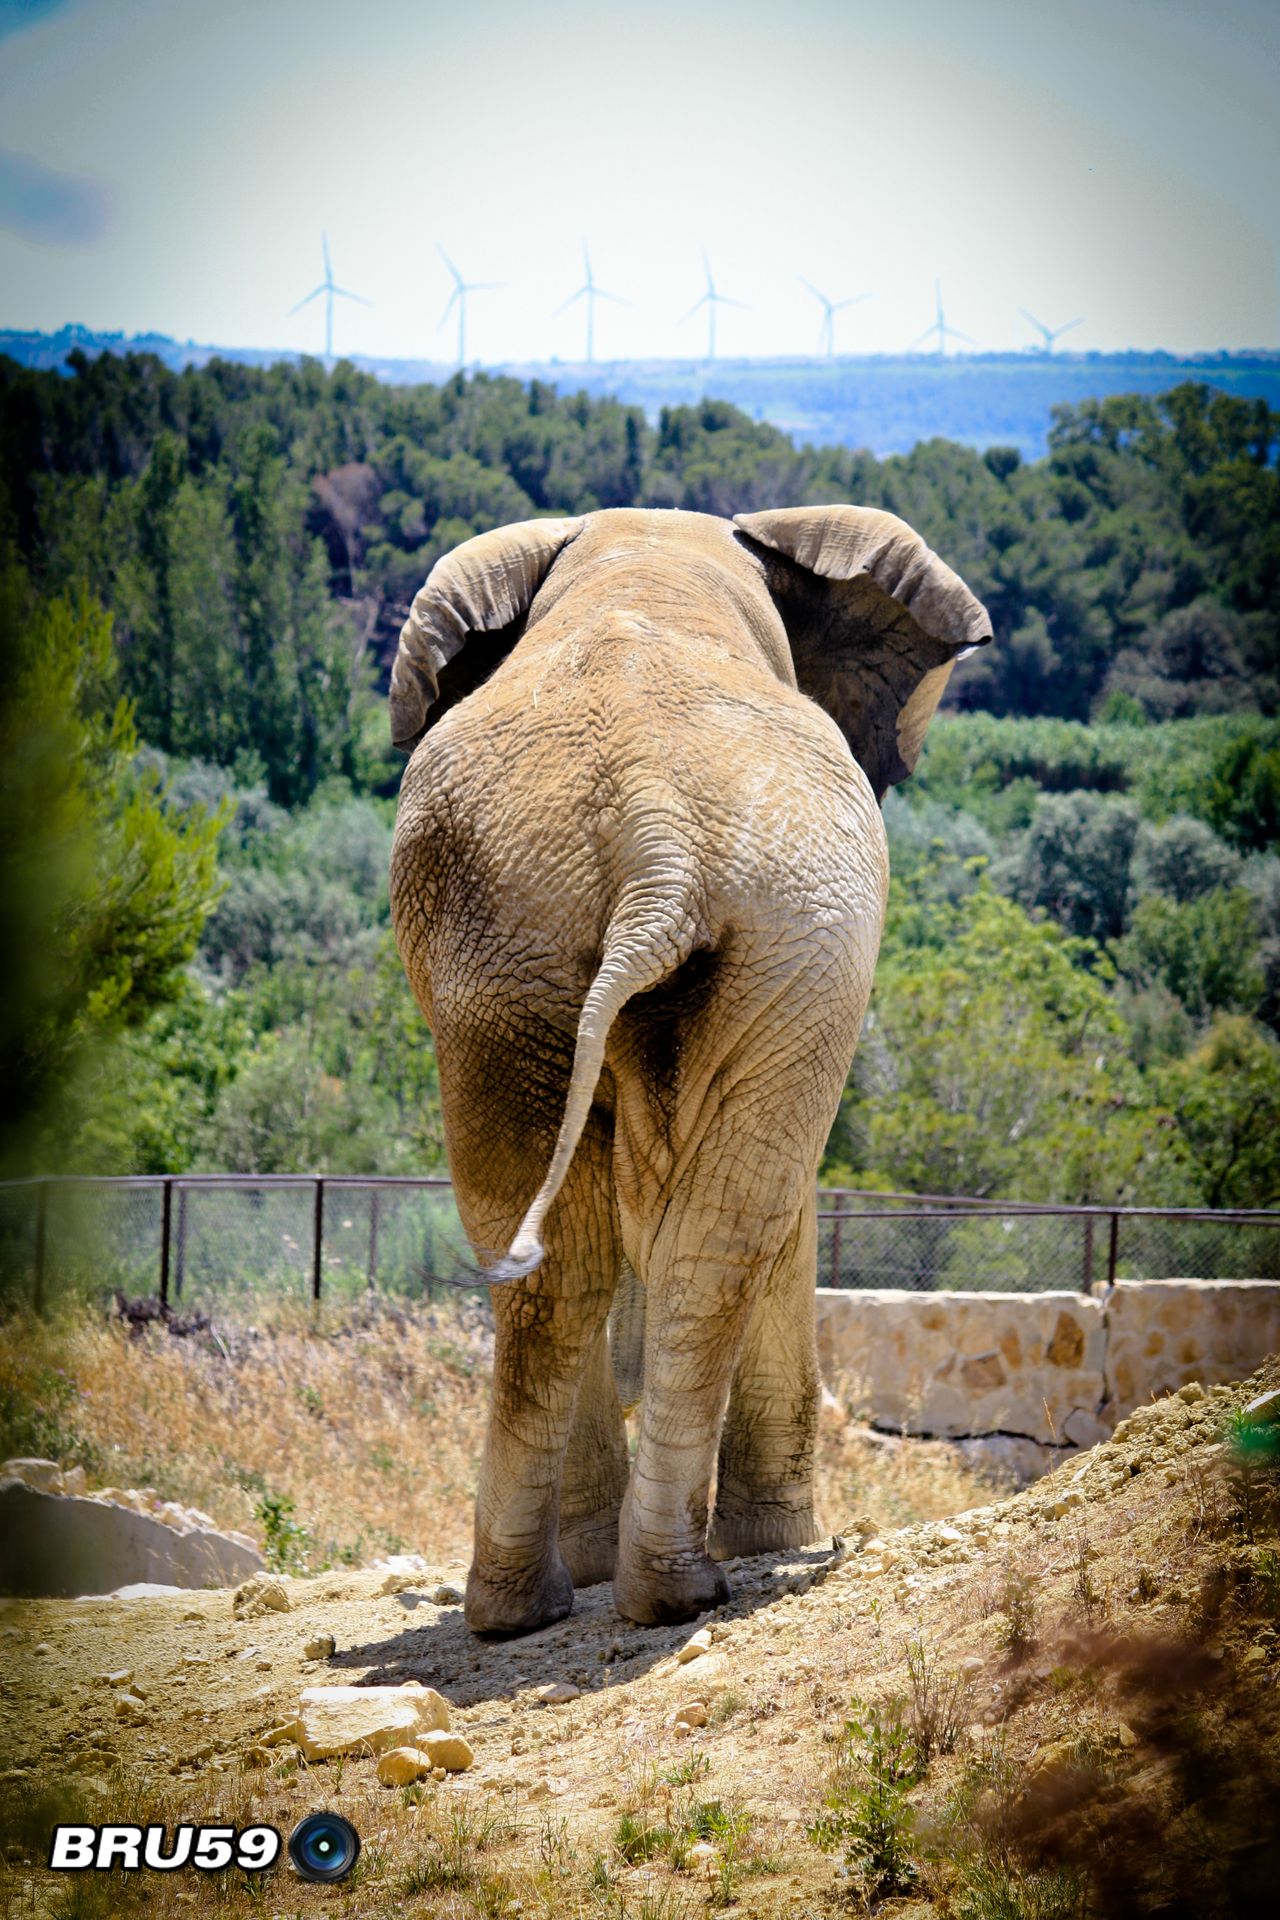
816,1200,1280,1292
1,1178,1276,1311
0,1178,473,1313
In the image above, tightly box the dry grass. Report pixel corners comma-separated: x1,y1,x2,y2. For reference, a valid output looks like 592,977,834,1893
0,1297,493,1569
0,1299,997,1572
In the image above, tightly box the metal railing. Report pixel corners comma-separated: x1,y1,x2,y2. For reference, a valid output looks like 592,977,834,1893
0,1174,1277,1311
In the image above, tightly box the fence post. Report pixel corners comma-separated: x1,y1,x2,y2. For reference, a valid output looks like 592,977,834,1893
175,1185,188,1299
1081,1213,1094,1294
831,1201,843,1289
33,1179,48,1314
367,1188,380,1293
312,1178,325,1304
159,1178,173,1307
1107,1211,1119,1288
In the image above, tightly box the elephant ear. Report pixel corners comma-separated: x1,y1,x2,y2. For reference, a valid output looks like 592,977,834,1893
389,515,585,752
734,505,992,800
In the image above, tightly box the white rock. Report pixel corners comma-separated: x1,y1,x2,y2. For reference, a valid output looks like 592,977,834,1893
1244,1387,1280,1427
373,1737,472,1786
677,1629,713,1664
375,1553,431,1595
534,1681,580,1704
376,1745,432,1786
303,1634,336,1660
232,1575,290,1619
0,1459,63,1494
427,1583,464,1606
0,1485,264,1598
672,1701,708,1728
296,1683,450,1761
1048,1490,1085,1519
417,1729,473,1772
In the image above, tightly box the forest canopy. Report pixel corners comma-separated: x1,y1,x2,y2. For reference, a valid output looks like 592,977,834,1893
0,351,1276,1207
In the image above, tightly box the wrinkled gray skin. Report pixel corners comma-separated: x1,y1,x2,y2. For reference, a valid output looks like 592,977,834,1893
389,506,990,1634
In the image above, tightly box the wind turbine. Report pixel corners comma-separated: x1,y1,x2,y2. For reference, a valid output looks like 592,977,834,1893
1019,308,1083,354
438,246,501,367
909,281,974,358
798,277,868,358
288,234,372,359
554,243,627,363
679,252,748,361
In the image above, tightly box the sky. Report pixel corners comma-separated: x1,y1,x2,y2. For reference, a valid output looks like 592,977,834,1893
0,0,1276,364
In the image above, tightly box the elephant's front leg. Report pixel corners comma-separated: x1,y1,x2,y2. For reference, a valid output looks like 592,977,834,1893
468,1266,613,1634
709,1193,820,1560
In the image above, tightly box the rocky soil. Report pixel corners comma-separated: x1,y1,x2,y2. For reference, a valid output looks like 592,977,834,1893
2,1364,1278,1918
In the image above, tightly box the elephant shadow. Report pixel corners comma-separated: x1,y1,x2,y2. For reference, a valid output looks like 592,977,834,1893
327,1544,840,1711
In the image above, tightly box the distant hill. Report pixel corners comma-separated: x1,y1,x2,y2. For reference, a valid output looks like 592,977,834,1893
3,323,1278,461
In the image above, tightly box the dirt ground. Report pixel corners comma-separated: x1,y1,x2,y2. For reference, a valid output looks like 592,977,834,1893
2,1341,1279,1918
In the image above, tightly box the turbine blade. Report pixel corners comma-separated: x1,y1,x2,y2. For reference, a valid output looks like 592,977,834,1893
331,285,373,306
908,323,937,350
322,233,331,278
832,293,868,312
554,287,588,314
437,244,462,285
594,288,629,304
1056,317,1084,336
717,295,749,310
439,288,460,326
678,295,709,324
288,285,327,315
798,275,826,306
1019,307,1046,333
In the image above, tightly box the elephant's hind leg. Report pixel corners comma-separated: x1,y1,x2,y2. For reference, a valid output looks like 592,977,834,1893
709,1192,820,1560
454,1107,620,1636
611,1116,806,1626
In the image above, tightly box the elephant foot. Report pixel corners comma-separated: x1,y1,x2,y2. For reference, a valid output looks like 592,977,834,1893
708,1498,817,1562
613,1546,730,1627
559,1517,619,1589
464,1554,574,1638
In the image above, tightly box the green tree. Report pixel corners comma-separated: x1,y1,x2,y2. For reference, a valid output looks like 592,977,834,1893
1115,888,1263,1021
836,879,1173,1203
1014,792,1139,942
0,563,225,1171
1153,1017,1280,1207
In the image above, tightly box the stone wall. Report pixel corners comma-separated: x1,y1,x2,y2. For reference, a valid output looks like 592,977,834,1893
816,1278,1280,1446
1103,1280,1280,1417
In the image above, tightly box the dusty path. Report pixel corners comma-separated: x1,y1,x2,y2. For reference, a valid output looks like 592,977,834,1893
4,1363,1278,1917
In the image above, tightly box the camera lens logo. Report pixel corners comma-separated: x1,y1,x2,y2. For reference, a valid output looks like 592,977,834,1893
287,1812,361,1883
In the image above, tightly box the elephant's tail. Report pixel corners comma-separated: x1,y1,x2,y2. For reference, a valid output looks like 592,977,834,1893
476,846,703,1285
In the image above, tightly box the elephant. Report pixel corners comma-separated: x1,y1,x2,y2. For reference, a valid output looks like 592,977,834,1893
388,504,990,1634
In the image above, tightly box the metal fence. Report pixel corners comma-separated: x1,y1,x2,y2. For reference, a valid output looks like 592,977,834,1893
1,1174,1277,1311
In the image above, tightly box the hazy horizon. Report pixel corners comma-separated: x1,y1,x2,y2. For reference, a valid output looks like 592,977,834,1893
1,0,1276,365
